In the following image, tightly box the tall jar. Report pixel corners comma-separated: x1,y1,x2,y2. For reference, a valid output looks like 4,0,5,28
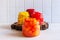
22,18,40,37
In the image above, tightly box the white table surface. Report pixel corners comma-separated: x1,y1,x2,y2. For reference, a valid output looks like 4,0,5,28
0,23,60,40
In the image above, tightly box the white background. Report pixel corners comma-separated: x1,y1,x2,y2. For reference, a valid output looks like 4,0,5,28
0,0,60,24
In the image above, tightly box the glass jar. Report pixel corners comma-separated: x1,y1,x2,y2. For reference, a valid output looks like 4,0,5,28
22,18,40,37
18,12,29,25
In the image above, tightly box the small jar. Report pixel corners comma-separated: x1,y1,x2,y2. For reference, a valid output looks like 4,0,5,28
22,18,40,37
18,11,29,25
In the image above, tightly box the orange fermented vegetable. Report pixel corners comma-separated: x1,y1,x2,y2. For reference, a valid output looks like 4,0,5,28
22,18,40,37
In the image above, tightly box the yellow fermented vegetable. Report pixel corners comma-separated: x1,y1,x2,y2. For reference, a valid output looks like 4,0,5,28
18,11,30,25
